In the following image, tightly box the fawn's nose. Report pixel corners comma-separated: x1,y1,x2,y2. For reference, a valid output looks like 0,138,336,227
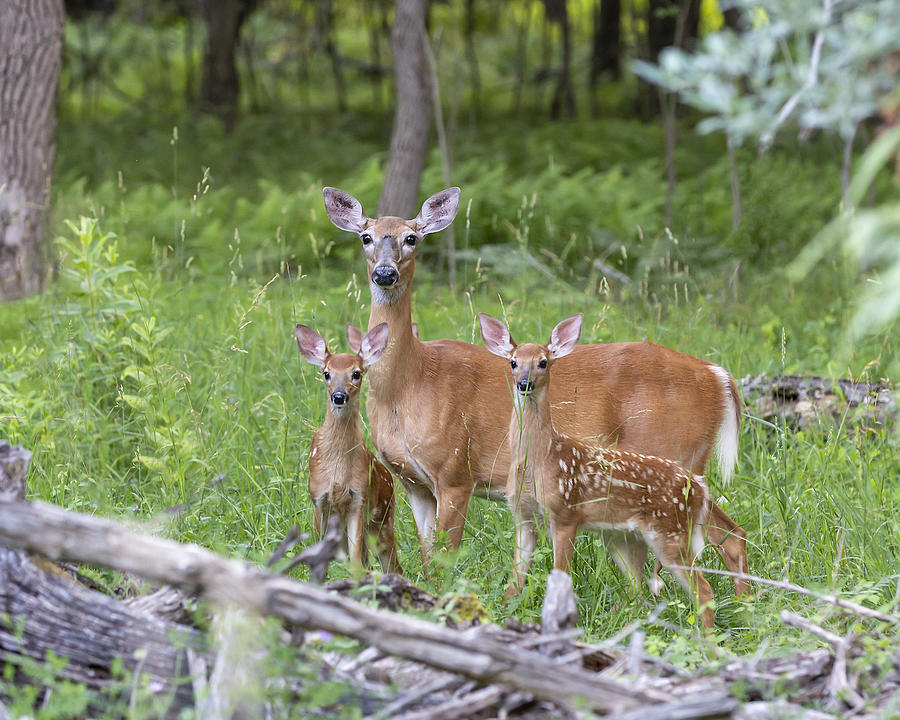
517,378,533,393
331,391,348,405
372,266,399,286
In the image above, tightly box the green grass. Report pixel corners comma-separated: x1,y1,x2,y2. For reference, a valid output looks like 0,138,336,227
2,202,897,668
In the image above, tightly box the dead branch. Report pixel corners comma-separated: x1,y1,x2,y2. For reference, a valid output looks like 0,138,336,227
0,498,669,715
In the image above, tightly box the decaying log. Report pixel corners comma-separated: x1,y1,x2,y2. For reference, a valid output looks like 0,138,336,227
0,444,203,715
0,499,674,715
741,374,895,429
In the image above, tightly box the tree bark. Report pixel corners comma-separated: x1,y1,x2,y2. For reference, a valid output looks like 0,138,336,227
378,0,433,218
543,0,575,119
199,0,255,123
591,0,621,87
0,0,64,301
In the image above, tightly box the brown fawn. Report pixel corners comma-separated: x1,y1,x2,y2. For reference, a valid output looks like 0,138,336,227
322,186,746,594
296,322,401,574
480,312,748,629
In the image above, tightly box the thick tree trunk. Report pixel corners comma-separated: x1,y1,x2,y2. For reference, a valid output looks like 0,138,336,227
0,0,64,301
378,0,433,218
199,0,255,123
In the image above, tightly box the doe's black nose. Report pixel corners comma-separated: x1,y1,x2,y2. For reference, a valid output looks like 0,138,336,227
331,391,348,405
372,266,399,286
517,379,532,393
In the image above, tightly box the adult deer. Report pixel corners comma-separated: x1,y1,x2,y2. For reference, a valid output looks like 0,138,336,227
296,322,401,574
322,186,746,592
481,312,747,627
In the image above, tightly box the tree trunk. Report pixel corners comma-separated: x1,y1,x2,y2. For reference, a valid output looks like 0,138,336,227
591,0,621,82
543,0,575,120
199,0,255,123
378,0,433,218
463,0,481,112
0,0,64,301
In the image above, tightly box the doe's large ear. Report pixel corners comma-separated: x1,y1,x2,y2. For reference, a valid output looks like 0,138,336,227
415,187,460,235
479,313,516,358
323,187,368,233
359,322,389,368
547,314,583,360
296,324,329,366
346,323,363,353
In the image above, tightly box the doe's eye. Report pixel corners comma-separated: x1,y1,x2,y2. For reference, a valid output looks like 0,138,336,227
351,370,361,381
361,233,373,245
323,370,331,380
538,359,547,369
405,234,418,247
510,359,518,369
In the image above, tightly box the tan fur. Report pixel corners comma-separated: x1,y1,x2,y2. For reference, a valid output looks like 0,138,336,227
308,352,401,574
325,193,745,582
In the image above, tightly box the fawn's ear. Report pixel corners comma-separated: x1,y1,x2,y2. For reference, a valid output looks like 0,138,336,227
415,188,460,235
323,187,368,233
296,324,329,367
479,313,516,358
360,322,389,368
547,314,583,360
411,322,419,340
346,323,363,353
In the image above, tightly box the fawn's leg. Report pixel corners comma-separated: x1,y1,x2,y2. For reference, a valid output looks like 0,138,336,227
653,539,716,631
604,533,649,596
372,498,402,575
706,503,750,597
551,518,578,575
506,511,538,599
345,505,367,571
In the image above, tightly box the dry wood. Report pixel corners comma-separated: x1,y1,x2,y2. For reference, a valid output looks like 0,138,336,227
741,373,895,429
0,548,201,711
0,498,669,715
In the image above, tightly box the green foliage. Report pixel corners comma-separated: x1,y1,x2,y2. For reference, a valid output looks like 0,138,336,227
792,126,900,338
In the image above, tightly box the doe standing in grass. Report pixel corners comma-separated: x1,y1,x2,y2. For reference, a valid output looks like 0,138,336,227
296,322,401,575
479,312,748,630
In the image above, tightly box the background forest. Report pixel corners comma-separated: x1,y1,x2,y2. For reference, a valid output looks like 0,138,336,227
0,0,899,715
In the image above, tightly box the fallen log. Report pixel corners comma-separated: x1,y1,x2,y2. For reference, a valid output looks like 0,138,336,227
741,374,895,429
0,442,202,716
0,498,678,715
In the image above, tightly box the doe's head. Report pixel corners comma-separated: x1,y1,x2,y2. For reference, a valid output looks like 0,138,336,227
322,187,461,305
478,313,583,400
295,322,389,415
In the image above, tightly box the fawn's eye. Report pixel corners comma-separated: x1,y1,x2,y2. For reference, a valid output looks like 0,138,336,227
538,359,547,369
361,233,373,245
404,234,418,246
323,370,331,380
352,370,361,381
510,359,518,369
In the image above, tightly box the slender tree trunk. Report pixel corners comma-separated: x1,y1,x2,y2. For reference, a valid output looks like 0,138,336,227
200,0,255,124
0,0,64,300
590,0,621,115
378,0,433,218
463,0,481,112
317,0,347,112
511,5,531,114
727,135,742,232
544,0,575,119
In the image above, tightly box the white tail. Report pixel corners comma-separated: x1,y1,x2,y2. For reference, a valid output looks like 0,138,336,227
710,365,741,484
296,322,401,574
322,187,745,572
481,313,749,630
